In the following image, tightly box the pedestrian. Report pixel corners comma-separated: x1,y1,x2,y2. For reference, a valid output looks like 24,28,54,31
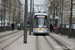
11,23,14,31
53,24,57,33
50,24,53,32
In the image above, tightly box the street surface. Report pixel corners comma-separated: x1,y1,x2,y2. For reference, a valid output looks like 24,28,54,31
0,31,75,50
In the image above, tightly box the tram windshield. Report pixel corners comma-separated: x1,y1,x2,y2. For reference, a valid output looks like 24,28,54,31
34,15,47,28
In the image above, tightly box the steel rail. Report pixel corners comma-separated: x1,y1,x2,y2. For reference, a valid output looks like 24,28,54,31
36,36,54,50
44,36,54,50
0,31,23,43
2,33,23,50
36,36,39,50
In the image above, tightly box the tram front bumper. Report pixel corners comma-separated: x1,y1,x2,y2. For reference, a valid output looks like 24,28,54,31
33,32,49,35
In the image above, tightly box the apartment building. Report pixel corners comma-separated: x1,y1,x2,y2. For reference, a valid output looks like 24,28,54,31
63,0,75,24
63,0,71,24
73,0,75,23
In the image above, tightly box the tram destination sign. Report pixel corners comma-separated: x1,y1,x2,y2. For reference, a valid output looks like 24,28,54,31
35,15,47,18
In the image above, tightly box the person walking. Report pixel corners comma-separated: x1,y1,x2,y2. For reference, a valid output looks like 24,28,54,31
53,24,57,33
50,24,53,32
11,23,14,31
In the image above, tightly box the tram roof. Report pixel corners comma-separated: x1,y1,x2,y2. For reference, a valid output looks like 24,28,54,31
34,13,47,16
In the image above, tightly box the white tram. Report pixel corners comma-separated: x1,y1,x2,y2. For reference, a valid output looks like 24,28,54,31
33,13,49,35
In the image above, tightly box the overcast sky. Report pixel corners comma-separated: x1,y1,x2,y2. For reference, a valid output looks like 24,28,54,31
20,0,46,12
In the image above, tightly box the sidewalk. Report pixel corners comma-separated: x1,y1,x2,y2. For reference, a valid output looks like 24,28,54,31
49,33,75,50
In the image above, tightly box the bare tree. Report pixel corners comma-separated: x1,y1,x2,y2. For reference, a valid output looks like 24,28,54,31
69,0,73,38
0,0,23,31
48,0,60,25
8,0,11,30
61,0,64,35
1,0,6,32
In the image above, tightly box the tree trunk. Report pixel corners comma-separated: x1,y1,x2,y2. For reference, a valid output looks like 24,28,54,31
9,0,11,31
1,9,2,26
32,0,34,32
4,0,6,32
18,0,20,23
53,7,55,25
61,0,64,35
13,0,16,23
69,0,73,38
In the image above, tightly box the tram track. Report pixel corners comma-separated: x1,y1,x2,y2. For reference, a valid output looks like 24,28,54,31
2,34,23,50
0,31,20,39
36,36,39,50
36,35,64,50
0,31,23,43
0,31,23,50
44,36,55,50
36,36,53,50
48,34,69,50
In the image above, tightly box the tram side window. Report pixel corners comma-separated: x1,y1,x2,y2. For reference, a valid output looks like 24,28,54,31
44,18,47,27
34,18,38,28
36,18,38,27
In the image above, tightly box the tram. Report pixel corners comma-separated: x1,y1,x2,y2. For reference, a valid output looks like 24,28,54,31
33,13,49,35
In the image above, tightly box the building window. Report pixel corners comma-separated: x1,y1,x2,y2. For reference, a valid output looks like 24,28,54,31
73,8,75,10
73,12,75,15
73,3,75,5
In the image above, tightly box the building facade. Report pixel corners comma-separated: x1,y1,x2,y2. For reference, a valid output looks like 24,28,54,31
63,0,75,24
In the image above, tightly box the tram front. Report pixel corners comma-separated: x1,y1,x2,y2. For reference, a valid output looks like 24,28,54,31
33,13,49,35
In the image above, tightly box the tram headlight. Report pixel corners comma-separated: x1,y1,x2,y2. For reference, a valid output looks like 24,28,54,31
44,26,46,28
34,28,39,32
43,28,47,32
